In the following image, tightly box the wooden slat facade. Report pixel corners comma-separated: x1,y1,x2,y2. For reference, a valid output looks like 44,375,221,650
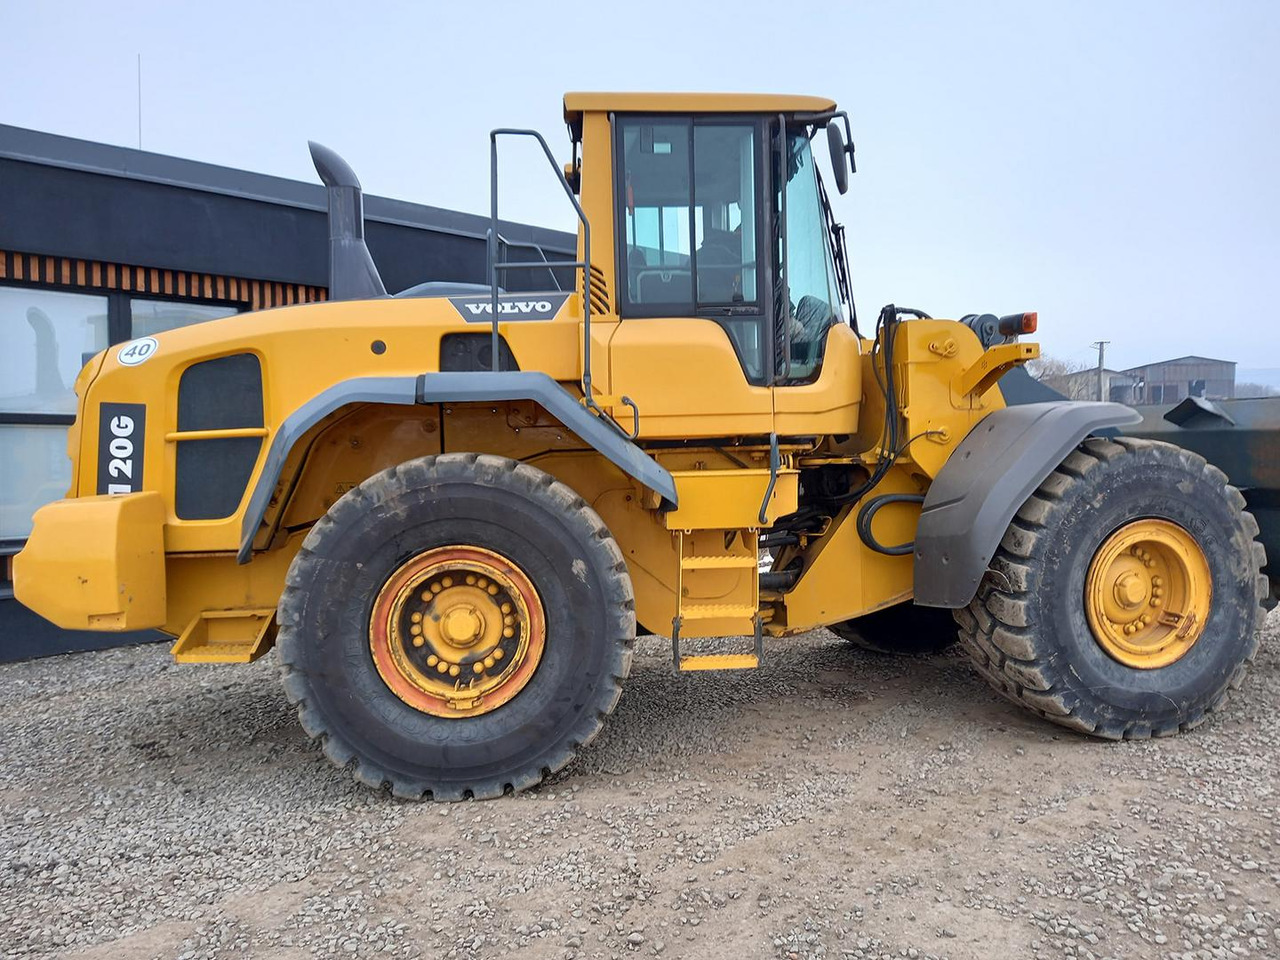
0,249,327,310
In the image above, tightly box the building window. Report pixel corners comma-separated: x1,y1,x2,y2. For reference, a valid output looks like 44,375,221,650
0,286,110,416
0,425,75,541
1188,379,1206,398
1,286,241,542
130,298,239,338
0,286,110,539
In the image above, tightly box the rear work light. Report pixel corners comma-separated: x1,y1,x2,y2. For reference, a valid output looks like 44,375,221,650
998,311,1038,336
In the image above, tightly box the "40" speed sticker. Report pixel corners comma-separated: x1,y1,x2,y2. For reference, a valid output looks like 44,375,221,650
117,337,159,366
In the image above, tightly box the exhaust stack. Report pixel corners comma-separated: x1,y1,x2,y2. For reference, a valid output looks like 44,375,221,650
308,141,387,301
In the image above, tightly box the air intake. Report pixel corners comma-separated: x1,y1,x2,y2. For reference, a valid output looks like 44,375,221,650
308,141,387,302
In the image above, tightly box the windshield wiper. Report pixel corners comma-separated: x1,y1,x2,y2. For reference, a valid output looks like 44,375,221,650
815,169,857,335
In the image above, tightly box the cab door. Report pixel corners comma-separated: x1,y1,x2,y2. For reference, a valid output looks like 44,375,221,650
768,125,861,436
606,115,774,440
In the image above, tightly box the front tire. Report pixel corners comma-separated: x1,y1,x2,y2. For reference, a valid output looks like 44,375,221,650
956,437,1268,739
277,453,635,799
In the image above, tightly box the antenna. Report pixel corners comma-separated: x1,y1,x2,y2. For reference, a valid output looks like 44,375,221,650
136,54,142,149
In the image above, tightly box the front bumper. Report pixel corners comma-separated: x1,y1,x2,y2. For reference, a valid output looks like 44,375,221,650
13,492,167,631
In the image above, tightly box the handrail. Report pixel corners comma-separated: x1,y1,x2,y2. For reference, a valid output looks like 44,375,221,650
488,127,638,438
488,128,591,378
493,233,566,292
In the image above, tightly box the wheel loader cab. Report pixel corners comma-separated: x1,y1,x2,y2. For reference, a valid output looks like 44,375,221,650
564,93,862,440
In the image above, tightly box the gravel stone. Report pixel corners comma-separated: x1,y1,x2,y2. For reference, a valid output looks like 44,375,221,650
1,612,1276,959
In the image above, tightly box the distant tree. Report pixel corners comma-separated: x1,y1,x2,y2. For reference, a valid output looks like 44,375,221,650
1027,354,1095,400
1235,381,1280,399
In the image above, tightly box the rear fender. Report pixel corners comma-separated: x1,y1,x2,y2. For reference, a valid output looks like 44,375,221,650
238,371,677,562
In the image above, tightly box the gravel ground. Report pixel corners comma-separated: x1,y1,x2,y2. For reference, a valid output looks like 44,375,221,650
1,613,1277,960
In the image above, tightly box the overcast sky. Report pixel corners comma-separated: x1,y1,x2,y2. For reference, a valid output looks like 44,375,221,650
2,0,1277,372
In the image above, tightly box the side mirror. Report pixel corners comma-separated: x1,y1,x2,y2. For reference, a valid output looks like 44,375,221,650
826,122,850,194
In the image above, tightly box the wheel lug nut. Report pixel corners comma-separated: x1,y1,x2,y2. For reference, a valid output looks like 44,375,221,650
473,662,484,674
449,664,460,677
1151,576,1162,587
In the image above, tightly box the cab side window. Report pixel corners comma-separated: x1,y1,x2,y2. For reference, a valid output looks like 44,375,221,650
776,132,844,384
617,116,766,383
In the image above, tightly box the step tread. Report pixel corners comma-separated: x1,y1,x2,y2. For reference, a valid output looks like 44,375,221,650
680,603,759,621
681,554,759,570
173,643,256,664
677,653,760,672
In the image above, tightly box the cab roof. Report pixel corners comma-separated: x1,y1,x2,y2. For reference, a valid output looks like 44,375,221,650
563,92,837,122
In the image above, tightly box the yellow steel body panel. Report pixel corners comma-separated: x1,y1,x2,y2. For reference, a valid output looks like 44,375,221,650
578,108,620,337
564,92,836,118
773,324,862,437
770,467,924,633
71,294,582,555
14,491,167,630
664,469,798,530
161,535,305,637
608,318,773,438
952,341,1040,398
870,320,1019,479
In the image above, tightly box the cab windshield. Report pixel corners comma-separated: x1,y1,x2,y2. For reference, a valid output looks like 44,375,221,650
778,133,844,383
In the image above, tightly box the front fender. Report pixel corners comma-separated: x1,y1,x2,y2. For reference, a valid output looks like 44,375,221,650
913,401,1141,608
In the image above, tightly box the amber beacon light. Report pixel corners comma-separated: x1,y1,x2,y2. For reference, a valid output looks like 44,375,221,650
998,311,1038,336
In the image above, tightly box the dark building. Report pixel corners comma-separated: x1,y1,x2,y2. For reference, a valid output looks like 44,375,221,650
1042,356,1237,405
1122,355,1236,404
0,123,572,661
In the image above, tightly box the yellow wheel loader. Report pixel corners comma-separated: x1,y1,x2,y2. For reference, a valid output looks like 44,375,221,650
14,93,1270,800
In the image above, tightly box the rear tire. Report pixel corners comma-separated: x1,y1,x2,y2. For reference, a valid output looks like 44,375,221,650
277,453,635,799
829,602,959,656
956,437,1268,739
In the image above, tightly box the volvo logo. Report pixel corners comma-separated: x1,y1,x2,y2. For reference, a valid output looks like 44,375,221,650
448,293,570,323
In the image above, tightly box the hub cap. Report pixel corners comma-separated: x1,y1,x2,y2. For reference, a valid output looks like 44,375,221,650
370,545,545,717
1084,519,1212,669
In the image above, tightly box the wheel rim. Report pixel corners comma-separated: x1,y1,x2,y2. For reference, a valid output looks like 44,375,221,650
370,545,545,718
1084,518,1212,669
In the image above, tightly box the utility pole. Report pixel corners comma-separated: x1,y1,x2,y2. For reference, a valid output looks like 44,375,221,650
136,54,143,149
1091,340,1110,402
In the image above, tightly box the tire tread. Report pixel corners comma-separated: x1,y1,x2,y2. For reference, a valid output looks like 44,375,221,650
953,437,1267,740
